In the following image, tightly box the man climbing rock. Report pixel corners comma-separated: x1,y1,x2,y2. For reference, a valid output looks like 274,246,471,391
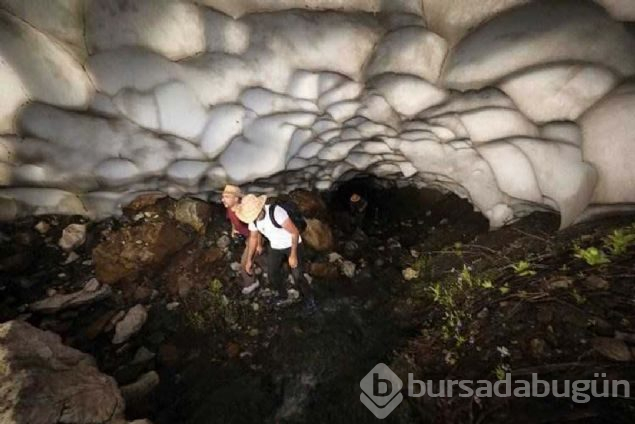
221,185,260,295
235,194,317,313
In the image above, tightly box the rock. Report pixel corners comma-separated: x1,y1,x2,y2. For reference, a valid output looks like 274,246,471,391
63,251,80,264
93,221,191,284
0,320,127,423
132,346,156,365
216,235,231,249
582,275,609,291
123,193,167,215
83,310,118,340
591,337,632,362
302,219,334,251
120,371,160,404
113,305,148,345
84,277,100,292
341,260,356,279
58,223,86,251
34,221,50,234
327,252,343,263
174,197,211,233
30,280,112,314
106,310,126,333
402,267,419,281
166,302,180,311
289,190,327,218
545,277,573,291
614,331,635,344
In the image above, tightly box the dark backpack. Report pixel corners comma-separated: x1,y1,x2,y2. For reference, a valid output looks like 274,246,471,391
269,200,307,232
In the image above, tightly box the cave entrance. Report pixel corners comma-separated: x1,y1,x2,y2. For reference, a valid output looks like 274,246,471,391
326,174,489,243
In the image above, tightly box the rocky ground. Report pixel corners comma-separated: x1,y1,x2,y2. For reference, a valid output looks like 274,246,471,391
1,182,634,423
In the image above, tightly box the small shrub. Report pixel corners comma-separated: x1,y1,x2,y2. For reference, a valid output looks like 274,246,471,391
512,260,536,277
603,227,635,256
573,245,610,266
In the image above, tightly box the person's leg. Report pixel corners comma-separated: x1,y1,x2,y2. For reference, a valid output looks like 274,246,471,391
267,247,287,296
238,243,256,288
290,244,315,302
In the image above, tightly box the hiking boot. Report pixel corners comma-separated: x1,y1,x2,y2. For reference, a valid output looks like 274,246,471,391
241,280,260,295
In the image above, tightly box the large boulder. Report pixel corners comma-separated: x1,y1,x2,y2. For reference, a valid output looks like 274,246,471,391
0,320,128,423
173,197,212,234
302,219,334,252
92,221,191,284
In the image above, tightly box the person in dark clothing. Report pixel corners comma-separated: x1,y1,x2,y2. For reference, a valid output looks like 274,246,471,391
235,194,317,313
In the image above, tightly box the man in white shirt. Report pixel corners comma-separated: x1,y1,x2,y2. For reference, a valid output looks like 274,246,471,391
235,194,316,311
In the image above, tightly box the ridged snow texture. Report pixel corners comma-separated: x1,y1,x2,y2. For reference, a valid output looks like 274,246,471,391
1,0,634,228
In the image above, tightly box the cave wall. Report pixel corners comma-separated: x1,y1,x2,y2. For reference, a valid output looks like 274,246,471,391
0,0,634,228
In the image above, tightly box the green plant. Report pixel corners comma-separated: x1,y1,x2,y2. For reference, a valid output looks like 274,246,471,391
512,260,536,277
603,227,635,256
573,245,610,266
428,265,493,348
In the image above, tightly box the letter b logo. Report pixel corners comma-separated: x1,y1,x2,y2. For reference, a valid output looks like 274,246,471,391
360,363,403,419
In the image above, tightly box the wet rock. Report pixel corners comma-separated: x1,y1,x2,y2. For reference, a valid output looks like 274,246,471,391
582,275,609,290
402,267,419,281
34,221,50,234
174,197,211,233
591,337,632,362
93,221,191,284
302,219,334,251
120,371,160,404
30,279,112,314
113,305,148,344
0,320,127,423
58,223,87,251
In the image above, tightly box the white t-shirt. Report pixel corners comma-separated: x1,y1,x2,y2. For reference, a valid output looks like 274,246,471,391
248,204,302,250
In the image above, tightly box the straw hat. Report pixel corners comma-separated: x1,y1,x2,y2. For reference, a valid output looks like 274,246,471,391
222,184,243,197
235,194,267,223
